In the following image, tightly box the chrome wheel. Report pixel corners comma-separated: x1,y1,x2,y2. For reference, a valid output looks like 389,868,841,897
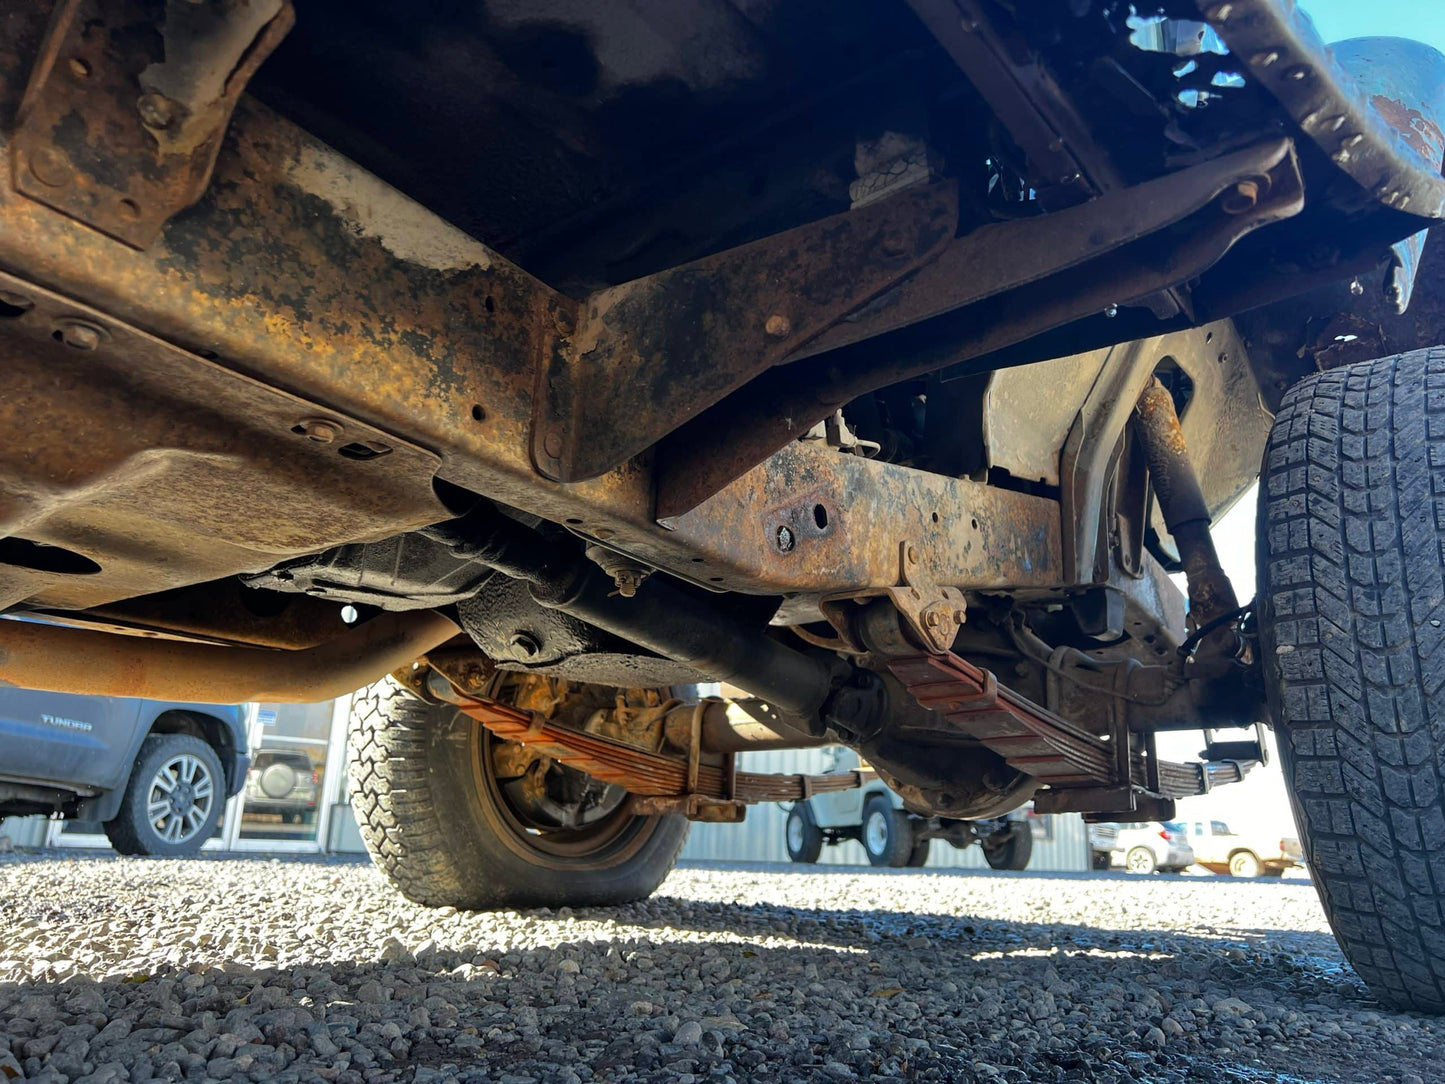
145,753,215,846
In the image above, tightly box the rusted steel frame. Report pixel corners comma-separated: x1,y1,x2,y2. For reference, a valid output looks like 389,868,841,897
13,0,295,247
1199,0,1445,219
787,139,1291,363
0,267,450,616
532,182,959,484
0,610,460,704
904,0,1119,208
1134,379,1238,629
656,140,1305,518
0,82,1066,602
452,693,873,803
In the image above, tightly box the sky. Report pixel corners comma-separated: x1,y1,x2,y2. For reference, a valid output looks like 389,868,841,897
1301,0,1445,53
1160,1,1445,840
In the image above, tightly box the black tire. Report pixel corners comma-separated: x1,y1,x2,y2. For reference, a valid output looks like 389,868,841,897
785,803,823,863
982,821,1034,871
1262,867,1286,879
104,734,224,857
1260,348,1445,1012
1124,845,1157,875
905,837,932,867
348,677,690,909
860,794,913,868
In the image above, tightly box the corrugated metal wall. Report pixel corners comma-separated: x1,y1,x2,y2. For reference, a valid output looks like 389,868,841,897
681,747,1090,871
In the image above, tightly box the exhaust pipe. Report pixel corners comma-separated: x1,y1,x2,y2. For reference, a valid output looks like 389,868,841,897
0,610,460,704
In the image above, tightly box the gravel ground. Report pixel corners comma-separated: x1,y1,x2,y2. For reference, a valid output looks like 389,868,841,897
0,854,1440,1084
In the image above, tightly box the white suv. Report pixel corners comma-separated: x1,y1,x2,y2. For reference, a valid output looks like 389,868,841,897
1109,821,1195,875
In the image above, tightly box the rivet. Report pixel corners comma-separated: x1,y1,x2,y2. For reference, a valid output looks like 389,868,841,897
27,146,71,188
0,290,33,311
543,431,564,458
906,544,919,564
1253,50,1281,67
764,314,792,338
1206,3,1233,22
67,57,90,79
1285,65,1311,81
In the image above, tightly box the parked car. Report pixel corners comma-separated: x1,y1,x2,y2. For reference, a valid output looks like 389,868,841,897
1186,820,1302,878
242,750,321,825
1087,822,1119,870
0,687,249,856
786,748,1033,870
1109,821,1194,875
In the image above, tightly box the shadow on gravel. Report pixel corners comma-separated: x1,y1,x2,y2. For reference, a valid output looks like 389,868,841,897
3,896,1436,1084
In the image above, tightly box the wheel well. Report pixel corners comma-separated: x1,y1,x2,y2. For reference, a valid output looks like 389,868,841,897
148,710,237,782
1228,847,1259,862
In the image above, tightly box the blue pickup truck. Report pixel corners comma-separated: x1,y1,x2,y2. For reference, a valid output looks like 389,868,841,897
0,689,249,856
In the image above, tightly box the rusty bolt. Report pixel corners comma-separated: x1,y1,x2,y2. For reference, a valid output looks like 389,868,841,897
508,632,540,658
612,568,649,598
775,525,795,553
543,431,564,459
54,320,102,351
296,418,341,443
764,314,792,338
27,146,72,188
136,92,177,130
953,608,966,625
925,611,942,629
1221,178,1260,215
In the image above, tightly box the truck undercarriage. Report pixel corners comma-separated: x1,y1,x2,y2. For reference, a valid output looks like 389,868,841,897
6,0,1445,1010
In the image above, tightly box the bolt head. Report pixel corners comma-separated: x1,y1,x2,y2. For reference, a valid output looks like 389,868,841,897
136,92,176,130
764,314,792,338
925,611,942,629
56,321,101,351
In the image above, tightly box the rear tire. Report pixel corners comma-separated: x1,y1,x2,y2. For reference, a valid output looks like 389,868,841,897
785,804,823,864
348,677,689,909
861,795,913,868
905,837,931,867
1260,348,1445,1011
982,821,1033,871
104,734,223,857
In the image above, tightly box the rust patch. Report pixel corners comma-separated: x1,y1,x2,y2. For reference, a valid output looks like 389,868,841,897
1371,93,1445,164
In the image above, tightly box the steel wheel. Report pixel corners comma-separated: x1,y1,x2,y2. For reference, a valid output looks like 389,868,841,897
864,809,890,855
787,812,806,853
144,753,215,846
